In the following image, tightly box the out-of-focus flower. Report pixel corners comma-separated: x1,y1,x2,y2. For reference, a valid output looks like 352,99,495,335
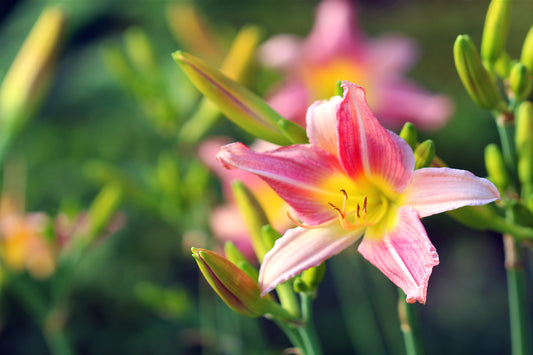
218,82,499,303
0,196,55,279
199,138,292,260
260,0,453,130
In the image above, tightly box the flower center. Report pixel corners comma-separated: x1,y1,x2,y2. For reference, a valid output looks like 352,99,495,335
328,189,389,231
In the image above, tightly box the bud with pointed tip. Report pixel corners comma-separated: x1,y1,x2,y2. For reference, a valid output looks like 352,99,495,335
399,122,418,151
480,0,511,66
414,140,435,169
509,63,533,102
173,51,294,145
520,26,533,74
454,35,504,110
485,143,510,190
224,241,259,281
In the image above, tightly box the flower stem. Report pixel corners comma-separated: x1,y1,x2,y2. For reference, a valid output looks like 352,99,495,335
397,290,424,355
503,234,532,355
297,292,323,355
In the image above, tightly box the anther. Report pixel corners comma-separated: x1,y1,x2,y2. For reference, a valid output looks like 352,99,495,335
363,196,367,213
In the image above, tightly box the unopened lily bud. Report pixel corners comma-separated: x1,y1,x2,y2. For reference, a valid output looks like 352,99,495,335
509,63,533,102
495,53,513,79
414,140,435,169
124,27,156,78
220,25,261,82
520,26,533,74
86,184,122,243
173,51,292,145
224,241,259,280
260,224,281,252
399,122,418,150
485,143,510,189
0,6,66,152
293,263,326,293
518,150,533,196
454,35,504,110
192,248,269,317
232,181,269,261
515,101,533,157
480,0,511,66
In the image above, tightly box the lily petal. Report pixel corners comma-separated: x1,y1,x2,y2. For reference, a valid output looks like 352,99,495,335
404,167,500,218
259,225,361,296
217,142,349,224
358,206,439,304
337,82,415,192
306,96,342,156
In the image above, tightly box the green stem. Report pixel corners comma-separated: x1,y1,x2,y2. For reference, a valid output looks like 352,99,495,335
275,281,300,318
503,234,532,355
494,113,518,189
274,319,305,353
297,292,323,355
397,290,424,355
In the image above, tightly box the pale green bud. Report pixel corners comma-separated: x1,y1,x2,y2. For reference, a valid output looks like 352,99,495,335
517,150,533,191
414,140,435,169
260,224,281,252
520,26,533,74
232,181,269,262
124,27,157,78
293,263,326,293
484,143,510,189
481,0,511,65
454,35,504,110
173,51,292,145
515,101,533,157
399,122,418,151
494,53,513,79
277,118,308,144
509,63,533,102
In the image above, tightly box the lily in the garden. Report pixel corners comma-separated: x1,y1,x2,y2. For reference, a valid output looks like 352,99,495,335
260,0,453,130
217,82,499,304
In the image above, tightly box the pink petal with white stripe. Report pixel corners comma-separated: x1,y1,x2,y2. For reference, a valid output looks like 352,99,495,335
259,225,362,296
403,167,500,218
217,142,346,224
358,206,439,304
337,82,415,192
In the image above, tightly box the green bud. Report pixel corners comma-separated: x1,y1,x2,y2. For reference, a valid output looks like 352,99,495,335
494,53,513,79
509,63,533,102
335,80,344,97
517,150,533,192
484,143,510,189
87,184,122,243
399,122,418,151
293,263,326,293
515,101,533,157
124,27,157,78
480,0,511,66
260,224,281,252
172,51,292,145
232,181,269,262
192,248,269,317
224,241,259,281
454,35,504,110
414,140,435,169
520,26,533,74
220,25,262,82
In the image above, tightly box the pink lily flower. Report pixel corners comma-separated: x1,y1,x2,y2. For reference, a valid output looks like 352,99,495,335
217,82,499,303
260,0,453,131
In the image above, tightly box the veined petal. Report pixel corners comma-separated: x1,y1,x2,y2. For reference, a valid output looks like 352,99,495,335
306,96,342,156
403,167,500,218
337,81,415,192
217,142,349,224
358,206,439,304
259,225,361,296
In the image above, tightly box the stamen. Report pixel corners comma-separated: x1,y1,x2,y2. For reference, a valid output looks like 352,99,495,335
328,202,345,218
363,196,367,213
286,209,337,229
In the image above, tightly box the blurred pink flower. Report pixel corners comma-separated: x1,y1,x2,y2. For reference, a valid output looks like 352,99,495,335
199,138,293,260
218,82,498,303
260,0,453,130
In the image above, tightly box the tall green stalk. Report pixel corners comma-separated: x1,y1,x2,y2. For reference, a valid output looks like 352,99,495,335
397,290,424,355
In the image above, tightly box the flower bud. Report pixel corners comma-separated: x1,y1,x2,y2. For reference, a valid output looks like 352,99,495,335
494,52,513,79
232,181,269,262
277,118,308,144
414,140,435,169
454,35,504,110
293,263,326,293
509,63,533,102
520,26,533,74
480,0,511,66
399,122,418,151
0,6,66,155
485,143,510,190
515,101,533,157
192,248,269,317
173,51,292,145
224,241,259,281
